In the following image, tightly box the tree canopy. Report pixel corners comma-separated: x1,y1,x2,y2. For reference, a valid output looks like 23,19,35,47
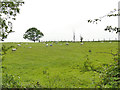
0,0,24,41
23,27,44,42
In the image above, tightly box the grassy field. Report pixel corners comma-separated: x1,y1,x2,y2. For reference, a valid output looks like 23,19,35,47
1,41,118,88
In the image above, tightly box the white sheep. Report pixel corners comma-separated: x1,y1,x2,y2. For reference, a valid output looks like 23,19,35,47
56,41,58,44
28,47,32,48
46,44,48,47
12,48,17,51
66,43,69,45
80,43,84,45
17,44,21,46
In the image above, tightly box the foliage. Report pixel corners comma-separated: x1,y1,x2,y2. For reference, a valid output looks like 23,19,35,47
23,27,44,42
90,50,120,88
104,26,120,34
1,45,14,55
2,73,22,88
2,73,43,88
88,8,120,33
87,9,119,24
82,52,120,88
95,59,120,88
0,0,24,41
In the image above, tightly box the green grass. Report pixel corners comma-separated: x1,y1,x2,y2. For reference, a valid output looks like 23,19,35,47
1,41,118,88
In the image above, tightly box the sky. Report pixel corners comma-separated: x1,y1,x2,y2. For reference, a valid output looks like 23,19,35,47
4,0,120,42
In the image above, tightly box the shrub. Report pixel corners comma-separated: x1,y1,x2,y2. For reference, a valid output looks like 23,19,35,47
2,73,22,88
95,53,120,88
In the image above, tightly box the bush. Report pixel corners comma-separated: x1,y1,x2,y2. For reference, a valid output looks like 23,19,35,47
95,53,120,88
2,73,22,88
2,73,43,88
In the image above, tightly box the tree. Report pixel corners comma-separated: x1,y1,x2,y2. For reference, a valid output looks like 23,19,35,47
23,27,44,42
0,0,24,56
0,0,24,41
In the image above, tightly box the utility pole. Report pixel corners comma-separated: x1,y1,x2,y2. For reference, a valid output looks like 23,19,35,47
73,32,75,42
80,34,83,42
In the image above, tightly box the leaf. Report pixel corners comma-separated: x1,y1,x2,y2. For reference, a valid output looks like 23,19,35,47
17,8,20,13
9,11,13,15
12,18,16,20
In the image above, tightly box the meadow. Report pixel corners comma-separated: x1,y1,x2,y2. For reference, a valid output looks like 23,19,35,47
1,41,118,88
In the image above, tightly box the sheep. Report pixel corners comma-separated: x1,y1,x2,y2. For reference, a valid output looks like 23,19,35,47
17,44,21,46
28,47,31,48
12,48,17,51
109,42,112,43
66,43,69,45
55,41,58,44
46,44,48,47
50,44,52,46
80,43,84,45
89,50,91,53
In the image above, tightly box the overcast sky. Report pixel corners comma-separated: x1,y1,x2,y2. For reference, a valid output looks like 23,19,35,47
4,0,120,42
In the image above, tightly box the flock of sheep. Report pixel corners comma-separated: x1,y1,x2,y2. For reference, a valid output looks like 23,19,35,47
11,42,84,51
12,43,32,51
45,42,84,47
11,41,112,52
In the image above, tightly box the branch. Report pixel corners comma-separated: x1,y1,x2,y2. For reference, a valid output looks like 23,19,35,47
104,26,120,33
88,9,119,24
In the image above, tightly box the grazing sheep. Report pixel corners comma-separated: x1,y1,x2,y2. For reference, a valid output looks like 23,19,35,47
46,44,48,47
80,43,84,45
109,42,112,43
12,48,17,51
50,44,52,46
28,47,32,48
89,50,91,52
60,44,62,45
17,44,21,46
66,43,69,45
55,41,58,44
